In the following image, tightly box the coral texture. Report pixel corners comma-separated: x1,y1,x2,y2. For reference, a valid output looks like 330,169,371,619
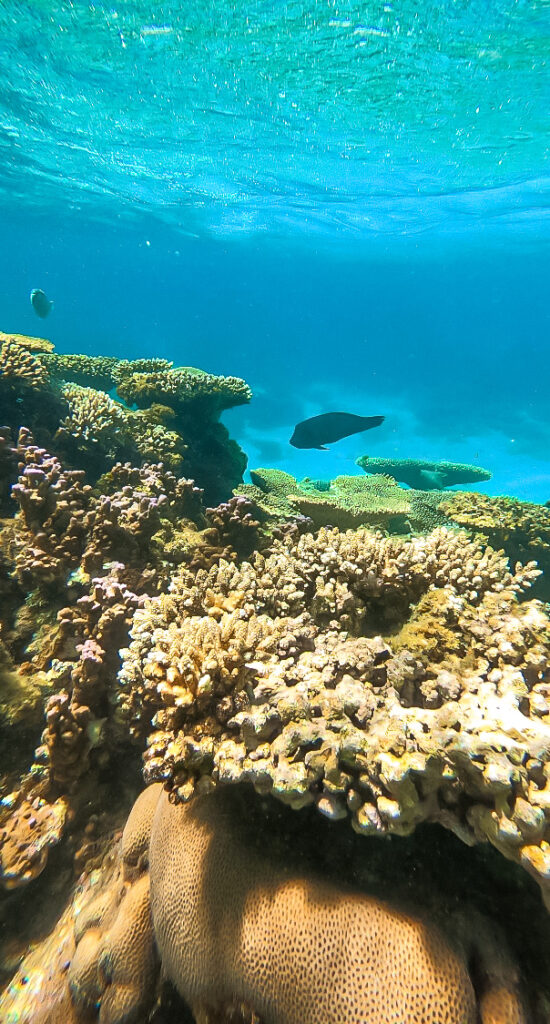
5,784,531,1023
41,352,121,391
1,337,50,391
0,330,54,353
149,785,528,1024
441,490,550,599
357,455,492,490
117,526,550,908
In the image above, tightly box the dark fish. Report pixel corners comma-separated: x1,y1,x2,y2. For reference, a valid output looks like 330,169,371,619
30,288,53,318
290,412,385,450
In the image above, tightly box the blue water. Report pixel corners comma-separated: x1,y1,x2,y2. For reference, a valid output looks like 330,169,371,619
1,0,549,500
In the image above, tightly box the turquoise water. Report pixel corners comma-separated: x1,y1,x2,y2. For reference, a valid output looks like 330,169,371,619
0,0,549,495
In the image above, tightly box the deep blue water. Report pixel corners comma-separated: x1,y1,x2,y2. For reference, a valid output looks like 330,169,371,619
1,211,549,500
1,0,549,500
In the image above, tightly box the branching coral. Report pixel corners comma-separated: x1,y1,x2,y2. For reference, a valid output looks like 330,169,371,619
56,384,133,459
0,338,50,391
357,455,492,490
203,495,261,561
9,428,93,589
117,526,550,908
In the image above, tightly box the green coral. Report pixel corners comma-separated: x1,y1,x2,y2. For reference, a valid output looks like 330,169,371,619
238,471,411,533
357,455,492,491
290,474,411,531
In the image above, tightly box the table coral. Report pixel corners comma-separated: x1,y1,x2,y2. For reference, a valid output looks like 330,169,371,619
288,473,410,530
41,352,121,391
357,455,492,490
240,469,411,533
117,525,550,909
0,330,54,354
114,366,251,418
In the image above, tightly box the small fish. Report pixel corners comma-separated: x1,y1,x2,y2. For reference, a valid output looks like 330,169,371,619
30,288,53,318
290,412,385,450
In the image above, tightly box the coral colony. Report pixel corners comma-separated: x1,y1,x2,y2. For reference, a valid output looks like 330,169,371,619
1,332,550,1022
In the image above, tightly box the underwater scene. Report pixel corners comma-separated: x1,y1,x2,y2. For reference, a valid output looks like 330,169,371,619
1,0,550,1021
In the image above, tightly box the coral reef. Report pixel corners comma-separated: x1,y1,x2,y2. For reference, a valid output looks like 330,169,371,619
41,352,121,391
0,330,54,354
4,783,540,1023
3,323,550,1020
357,455,492,490
0,337,50,392
238,468,410,532
117,526,550,910
1,333,251,502
441,490,550,600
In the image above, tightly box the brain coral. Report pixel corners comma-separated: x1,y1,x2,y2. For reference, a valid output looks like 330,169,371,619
16,783,526,1024
117,525,550,909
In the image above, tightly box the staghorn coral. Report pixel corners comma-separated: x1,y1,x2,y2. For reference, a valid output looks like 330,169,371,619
116,526,550,908
357,455,492,490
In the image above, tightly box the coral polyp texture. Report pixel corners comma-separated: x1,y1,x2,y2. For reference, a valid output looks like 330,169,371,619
2,783,536,1024
356,454,492,490
117,525,550,909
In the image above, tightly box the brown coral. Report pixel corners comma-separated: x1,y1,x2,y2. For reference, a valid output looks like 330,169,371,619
9,428,93,589
149,785,528,1024
117,526,550,907
0,338,50,391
